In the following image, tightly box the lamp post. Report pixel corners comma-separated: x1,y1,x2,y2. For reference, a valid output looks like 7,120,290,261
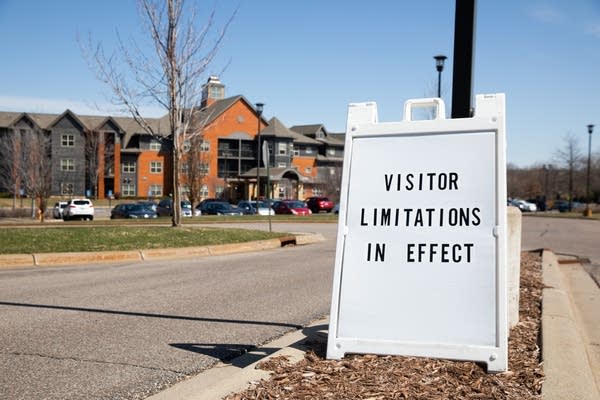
434,54,447,98
585,124,594,217
255,102,264,200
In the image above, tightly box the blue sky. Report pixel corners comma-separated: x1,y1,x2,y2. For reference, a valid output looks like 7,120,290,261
0,0,599,167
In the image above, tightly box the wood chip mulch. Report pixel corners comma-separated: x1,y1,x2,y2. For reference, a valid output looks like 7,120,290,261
225,251,544,399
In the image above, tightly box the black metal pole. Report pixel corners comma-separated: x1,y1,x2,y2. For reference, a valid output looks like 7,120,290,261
451,0,477,119
437,70,442,98
586,124,594,215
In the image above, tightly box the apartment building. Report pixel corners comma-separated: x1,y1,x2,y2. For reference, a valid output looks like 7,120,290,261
0,77,344,203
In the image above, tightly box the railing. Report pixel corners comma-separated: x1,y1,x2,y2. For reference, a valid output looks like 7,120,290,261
217,149,256,159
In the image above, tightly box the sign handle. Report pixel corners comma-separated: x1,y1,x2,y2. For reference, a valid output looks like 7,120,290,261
403,98,446,121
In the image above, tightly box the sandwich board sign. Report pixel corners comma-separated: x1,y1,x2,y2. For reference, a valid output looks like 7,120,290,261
327,94,507,372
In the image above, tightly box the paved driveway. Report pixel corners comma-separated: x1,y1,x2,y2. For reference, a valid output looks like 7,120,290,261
0,223,337,400
521,215,600,265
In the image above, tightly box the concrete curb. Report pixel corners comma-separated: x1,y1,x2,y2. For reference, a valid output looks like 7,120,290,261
0,233,325,269
146,318,328,400
541,250,600,400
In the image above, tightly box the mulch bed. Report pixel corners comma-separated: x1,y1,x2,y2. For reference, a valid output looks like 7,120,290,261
225,251,544,399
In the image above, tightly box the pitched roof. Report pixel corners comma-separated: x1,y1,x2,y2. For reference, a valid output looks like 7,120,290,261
260,117,295,139
290,124,324,136
262,117,321,145
290,123,345,147
0,112,22,127
0,111,61,130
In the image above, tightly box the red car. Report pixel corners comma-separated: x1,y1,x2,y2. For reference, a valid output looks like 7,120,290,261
305,196,335,213
272,200,312,215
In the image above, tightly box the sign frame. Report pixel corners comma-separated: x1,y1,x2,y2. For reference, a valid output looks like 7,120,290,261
327,94,507,372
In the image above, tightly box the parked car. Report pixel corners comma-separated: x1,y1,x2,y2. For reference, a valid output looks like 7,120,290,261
156,198,193,217
194,198,224,216
272,200,312,216
63,198,94,221
52,201,68,219
509,198,537,212
237,200,275,215
305,196,335,213
551,200,584,213
196,201,244,216
111,203,158,219
136,200,157,212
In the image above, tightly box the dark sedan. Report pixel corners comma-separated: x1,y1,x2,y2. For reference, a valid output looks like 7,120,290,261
110,203,158,219
196,201,244,216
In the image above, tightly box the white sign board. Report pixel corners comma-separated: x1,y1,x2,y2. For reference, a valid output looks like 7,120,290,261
327,94,507,372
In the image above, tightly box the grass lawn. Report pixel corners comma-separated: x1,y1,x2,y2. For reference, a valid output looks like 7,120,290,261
0,226,288,254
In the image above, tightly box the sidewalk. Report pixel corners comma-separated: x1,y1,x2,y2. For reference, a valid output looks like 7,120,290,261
542,251,600,400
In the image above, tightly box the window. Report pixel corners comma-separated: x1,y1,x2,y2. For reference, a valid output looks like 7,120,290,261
216,186,224,197
61,134,75,147
182,139,191,152
200,184,209,197
61,183,74,195
60,159,75,171
278,162,287,168
122,183,136,197
150,139,161,151
200,140,210,152
328,148,336,156
199,163,209,174
149,184,162,197
278,142,287,155
293,146,299,156
305,147,314,154
122,161,136,173
210,86,222,98
150,161,162,173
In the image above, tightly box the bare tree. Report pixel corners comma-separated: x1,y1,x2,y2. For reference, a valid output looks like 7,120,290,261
0,129,52,221
554,133,584,211
181,136,210,210
81,0,235,226
85,131,101,199
0,130,21,209
317,166,343,204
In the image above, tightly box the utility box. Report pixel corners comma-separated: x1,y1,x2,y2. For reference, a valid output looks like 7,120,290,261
327,94,507,372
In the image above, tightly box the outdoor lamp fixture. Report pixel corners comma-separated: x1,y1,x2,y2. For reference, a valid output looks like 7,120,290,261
586,124,594,216
255,102,264,200
434,54,447,98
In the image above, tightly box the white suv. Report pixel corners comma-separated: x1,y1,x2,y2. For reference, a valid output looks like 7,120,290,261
63,198,94,221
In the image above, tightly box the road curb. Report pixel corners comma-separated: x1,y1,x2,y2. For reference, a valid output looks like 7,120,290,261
541,250,600,400
0,253,35,268
0,233,325,269
146,318,328,400
33,250,143,266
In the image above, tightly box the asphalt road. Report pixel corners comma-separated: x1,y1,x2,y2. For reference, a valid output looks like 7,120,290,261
0,223,338,400
520,215,600,265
